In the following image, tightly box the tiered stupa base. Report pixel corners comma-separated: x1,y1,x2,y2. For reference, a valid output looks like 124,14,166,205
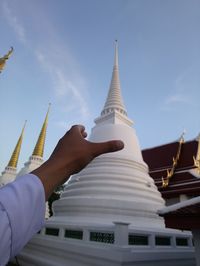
18,222,195,266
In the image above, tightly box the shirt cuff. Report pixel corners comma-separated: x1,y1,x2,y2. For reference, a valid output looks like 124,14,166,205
0,173,45,258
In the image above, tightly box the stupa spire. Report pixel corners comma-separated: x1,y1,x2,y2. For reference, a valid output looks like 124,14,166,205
101,40,127,116
32,104,50,157
114,39,119,66
7,120,26,168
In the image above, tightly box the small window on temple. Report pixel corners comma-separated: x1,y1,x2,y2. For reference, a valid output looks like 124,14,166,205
65,229,83,240
155,236,171,246
129,235,149,245
90,232,114,244
176,237,188,246
45,227,59,236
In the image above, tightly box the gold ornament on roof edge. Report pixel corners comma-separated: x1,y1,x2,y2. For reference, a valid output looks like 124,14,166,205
0,47,13,73
162,133,184,188
193,134,200,175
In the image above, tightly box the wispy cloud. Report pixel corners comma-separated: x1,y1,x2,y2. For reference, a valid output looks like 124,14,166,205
163,68,196,110
165,93,190,105
35,50,90,120
2,0,90,124
2,1,26,43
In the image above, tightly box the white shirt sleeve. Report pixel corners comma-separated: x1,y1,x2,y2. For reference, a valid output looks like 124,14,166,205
0,174,45,265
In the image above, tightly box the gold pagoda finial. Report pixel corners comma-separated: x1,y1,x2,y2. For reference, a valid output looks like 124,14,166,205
32,104,51,157
193,133,200,174
7,120,26,168
0,47,14,73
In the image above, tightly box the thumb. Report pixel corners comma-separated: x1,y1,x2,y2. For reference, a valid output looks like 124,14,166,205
91,140,124,157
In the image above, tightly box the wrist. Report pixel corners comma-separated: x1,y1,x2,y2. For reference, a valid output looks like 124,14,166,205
31,159,71,200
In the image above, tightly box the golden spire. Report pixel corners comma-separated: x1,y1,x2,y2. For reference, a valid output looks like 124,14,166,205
32,104,51,157
7,121,26,168
0,47,14,73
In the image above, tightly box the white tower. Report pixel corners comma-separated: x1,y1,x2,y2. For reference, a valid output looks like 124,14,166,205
54,41,165,228
19,43,195,266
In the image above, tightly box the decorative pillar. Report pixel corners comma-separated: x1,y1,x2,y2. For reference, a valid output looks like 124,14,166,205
113,222,130,246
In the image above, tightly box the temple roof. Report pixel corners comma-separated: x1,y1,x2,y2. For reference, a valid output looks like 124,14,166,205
142,140,197,171
158,196,200,230
158,172,200,198
142,138,200,198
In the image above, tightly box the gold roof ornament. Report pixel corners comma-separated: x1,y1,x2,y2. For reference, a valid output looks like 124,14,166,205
32,104,51,157
0,47,13,73
7,120,26,168
193,133,200,175
162,132,185,188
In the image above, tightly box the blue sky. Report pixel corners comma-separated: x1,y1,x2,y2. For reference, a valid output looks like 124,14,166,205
0,0,200,171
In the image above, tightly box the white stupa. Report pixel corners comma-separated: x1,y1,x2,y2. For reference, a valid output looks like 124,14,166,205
0,121,26,186
19,42,195,266
54,41,165,229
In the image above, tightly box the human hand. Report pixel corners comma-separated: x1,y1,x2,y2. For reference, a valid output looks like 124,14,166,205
32,125,124,200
